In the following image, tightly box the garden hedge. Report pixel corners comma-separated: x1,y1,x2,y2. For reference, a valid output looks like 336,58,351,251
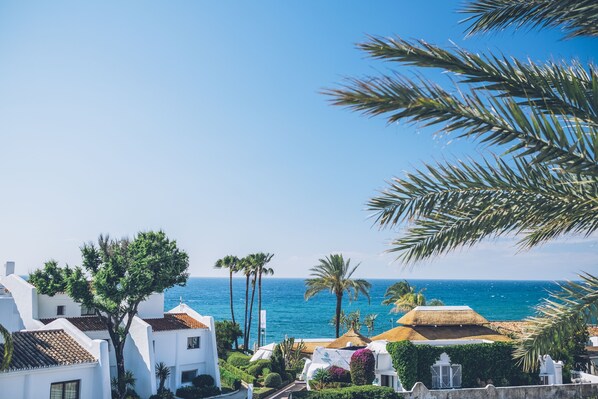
219,360,256,384
252,387,276,399
228,352,251,368
292,385,401,399
264,372,283,388
387,340,538,389
219,367,242,390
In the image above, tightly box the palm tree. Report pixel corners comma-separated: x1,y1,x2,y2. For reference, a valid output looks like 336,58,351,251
381,281,414,306
326,0,598,370
155,362,171,393
253,253,274,348
214,255,241,349
0,323,13,371
392,290,426,313
364,313,378,337
239,256,254,351
305,254,371,338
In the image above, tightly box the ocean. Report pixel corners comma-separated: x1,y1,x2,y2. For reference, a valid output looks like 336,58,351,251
165,278,559,347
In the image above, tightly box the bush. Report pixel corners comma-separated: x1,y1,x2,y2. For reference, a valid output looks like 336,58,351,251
215,320,243,358
175,385,221,399
328,366,351,383
228,352,251,368
219,360,256,384
271,344,286,375
193,374,215,388
293,385,400,399
350,348,375,386
247,359,272,377
387,341,417,391
252,387,276,399
149,390,175,399
220,367,242,390
264,372,283,388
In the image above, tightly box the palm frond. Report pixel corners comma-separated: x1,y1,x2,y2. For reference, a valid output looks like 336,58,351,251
514,272,598,371
461,0,598,39
356,37,598,125
369,157,598,261
0,323,13,371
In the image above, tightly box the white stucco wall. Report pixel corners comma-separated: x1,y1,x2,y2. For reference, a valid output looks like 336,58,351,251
38,292,84,319
137,292,164,318
0,294,25,333
0,275,43,329
124,316,157,399
0,363,98,399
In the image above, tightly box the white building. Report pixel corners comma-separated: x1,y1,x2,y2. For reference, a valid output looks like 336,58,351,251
0,262,221,399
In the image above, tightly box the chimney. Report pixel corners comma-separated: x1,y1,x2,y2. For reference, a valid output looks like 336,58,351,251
3,261,15,276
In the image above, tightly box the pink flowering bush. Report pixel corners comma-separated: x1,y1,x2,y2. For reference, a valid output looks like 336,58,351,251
350,348,375,385
329,366,351,383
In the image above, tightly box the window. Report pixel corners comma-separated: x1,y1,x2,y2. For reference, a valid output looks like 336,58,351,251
187,336,200,349
50,380,80,399
181,370,197,384
57,305,65,316
381,374,394,388
81,305,95,316
431,364,461,389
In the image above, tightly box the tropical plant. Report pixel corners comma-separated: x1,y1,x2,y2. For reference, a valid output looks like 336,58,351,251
326,0,598,370
383,282,443,313
0,323,13,371
305,254,371,338
111,370,139,399
214,255,242,349
381,281,413,306
279,337,306,369
155,362,171,393
215,320,243,358
311,368,332,390
350,348,375,386
253,253,274,347
240,256,254,351
29,231,189,399
363,313,378,337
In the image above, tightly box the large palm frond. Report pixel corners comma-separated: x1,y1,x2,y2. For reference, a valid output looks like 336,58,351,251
514,273,598,370
382,281,413,305
460,0,598,39
0,323,13,371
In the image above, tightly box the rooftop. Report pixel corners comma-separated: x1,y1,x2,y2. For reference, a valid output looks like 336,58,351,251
397,306,489,326
40,316,106,331
0,329,96,372
326,328,371,349
372,325,510,342
143,313,208,331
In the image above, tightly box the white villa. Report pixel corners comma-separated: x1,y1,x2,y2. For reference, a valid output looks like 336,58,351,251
0,261,221,399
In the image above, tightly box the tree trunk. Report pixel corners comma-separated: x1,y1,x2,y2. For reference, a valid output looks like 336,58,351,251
246,274,257,351
257,271,262,347
230,270,238,350
244,274,250,350
335,293,342,338
115,341,127,399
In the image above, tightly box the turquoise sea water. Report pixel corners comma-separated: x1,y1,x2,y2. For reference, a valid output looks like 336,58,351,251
165,278,559,347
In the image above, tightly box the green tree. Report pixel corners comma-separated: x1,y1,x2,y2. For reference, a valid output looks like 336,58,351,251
305,254,371,338
253,253,274,348
383,282,444,313
29,231,189,399
240,256,253,351
363,313,378,337
326,0,598,370
214,255,242,349
0,323,13,371
215,320,243,358
155,362,171,393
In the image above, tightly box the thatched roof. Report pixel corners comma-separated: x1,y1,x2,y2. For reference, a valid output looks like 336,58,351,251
489,321,529,338
397,306,489,326
327,328,371,349
292,339,334,355
372,325,510,342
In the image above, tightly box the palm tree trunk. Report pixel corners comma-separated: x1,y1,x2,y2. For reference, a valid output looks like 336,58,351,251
257,270,263,347
229,270,238,350
335,293,342,338
244,274,250,350
247,274,257,351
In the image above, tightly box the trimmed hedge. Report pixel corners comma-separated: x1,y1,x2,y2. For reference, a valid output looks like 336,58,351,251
219,359,256,384
219,367,242,390
264,372,283,388
292,385,401,399
193,374,215,388
247,359,272,377
387,340,538,389
228,352,251,368
252,387,276,399
350,349,375,386
175,385,221,399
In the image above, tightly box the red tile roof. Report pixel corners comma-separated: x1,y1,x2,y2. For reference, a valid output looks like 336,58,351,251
1,329,96,372
144,313,208,332
40,316,106,331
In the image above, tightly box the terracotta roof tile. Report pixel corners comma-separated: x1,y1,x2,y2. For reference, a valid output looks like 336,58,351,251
144,313,208,332
40,316,106,331
0,329,96,372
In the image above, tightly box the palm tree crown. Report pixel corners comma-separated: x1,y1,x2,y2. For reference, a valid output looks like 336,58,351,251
305,254,371,338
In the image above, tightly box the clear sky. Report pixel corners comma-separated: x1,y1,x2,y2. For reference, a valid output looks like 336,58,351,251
0,1,596,280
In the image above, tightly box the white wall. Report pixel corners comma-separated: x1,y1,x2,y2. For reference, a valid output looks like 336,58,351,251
124,317,156,399
0,275,43,329
38,292,84,319
0,295,25,333
0,363,98,399
137,292,165,318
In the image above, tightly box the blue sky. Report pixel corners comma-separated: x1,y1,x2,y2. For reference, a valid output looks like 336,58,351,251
0,1,596,280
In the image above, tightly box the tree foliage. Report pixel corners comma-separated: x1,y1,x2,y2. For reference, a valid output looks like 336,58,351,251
29,231,189,399
326,0,598,370
215,320,243,358
0,323,13,371
349,348,375,386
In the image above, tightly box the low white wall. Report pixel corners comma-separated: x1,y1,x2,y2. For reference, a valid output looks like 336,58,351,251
0,295,24,333
0,275,43,329
125,316,156,399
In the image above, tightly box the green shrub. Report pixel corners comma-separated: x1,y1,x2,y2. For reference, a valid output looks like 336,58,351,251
350,348,375,386
220,367,242,390
247,359,272,377
220,361,256,385
252,387,275,399
193,374,215,388
292,385,400,399
387,341,418,391
149,390,175,399
264,372,283,388
228,352,251,368
175,385,221,399
328,366,351,383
